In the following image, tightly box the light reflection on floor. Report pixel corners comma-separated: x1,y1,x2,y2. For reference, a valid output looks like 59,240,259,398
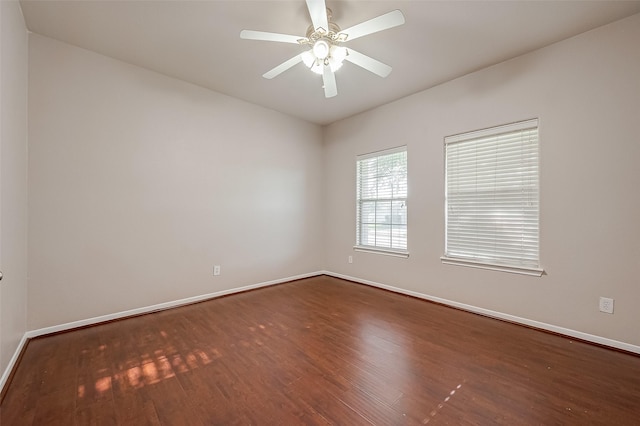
74,312,470,426
76,321,273,399
354,311,467,423
424,383,463,424
351,314,412,418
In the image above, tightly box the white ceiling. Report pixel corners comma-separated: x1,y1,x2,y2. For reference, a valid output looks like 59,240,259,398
20,0,640,125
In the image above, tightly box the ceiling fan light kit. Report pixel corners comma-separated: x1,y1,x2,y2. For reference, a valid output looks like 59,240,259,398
301,43,347,74
240,0,405,98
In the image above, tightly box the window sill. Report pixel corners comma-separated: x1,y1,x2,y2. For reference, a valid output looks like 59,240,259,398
440,256,543,277
354,246,409,258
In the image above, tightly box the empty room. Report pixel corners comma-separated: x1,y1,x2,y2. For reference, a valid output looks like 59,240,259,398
1,0,640,424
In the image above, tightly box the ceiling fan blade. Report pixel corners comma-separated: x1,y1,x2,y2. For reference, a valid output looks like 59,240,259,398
322,66,337,98
263,54,303,79
344,49,392,78
306,0,328,32
340,10,405,41
240,30,303,44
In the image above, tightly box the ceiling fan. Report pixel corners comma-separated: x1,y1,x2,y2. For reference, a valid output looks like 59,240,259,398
240,0,405,98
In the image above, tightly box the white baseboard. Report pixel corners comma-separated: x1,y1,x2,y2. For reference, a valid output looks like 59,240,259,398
323,270,640,355
0,334,29,395
26,271,324,339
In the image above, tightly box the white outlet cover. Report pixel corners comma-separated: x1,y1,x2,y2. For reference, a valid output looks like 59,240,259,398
599,297,614,314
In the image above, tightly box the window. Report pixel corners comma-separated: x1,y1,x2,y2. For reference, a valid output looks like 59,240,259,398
355,146,408,256
442,119,542,276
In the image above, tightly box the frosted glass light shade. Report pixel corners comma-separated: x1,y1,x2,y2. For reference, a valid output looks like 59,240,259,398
302,43,347,75
312,40,330,59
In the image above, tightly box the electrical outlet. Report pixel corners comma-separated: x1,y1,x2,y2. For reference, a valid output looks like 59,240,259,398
213,265,221,276
599,297,614,314
348,255,353,264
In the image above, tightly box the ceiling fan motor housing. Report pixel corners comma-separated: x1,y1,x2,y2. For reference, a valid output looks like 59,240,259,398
302,12,348,74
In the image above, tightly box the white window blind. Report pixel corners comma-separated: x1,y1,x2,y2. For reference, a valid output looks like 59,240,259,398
356,147,408,255
443,119,541,275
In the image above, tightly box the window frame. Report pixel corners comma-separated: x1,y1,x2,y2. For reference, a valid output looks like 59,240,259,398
354,146,409,258
441,119,543,276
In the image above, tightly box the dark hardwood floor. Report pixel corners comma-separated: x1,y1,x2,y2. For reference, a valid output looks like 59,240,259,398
1,275,639,425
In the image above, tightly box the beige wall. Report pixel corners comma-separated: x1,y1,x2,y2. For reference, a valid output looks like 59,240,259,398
0,0,28,375
324,14,640,347
27,34,324,330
